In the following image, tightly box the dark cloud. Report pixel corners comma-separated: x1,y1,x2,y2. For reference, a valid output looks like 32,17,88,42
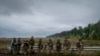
0,0,34,15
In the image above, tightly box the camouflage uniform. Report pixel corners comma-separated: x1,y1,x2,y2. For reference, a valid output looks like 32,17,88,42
76,39,84,51
11,38,17,54
56,39,62,53
76,39,84,56
23,40,29,54
38,39,43,52
16,38,21,54
48,39,53,50
29,36,35,51
63,39,71,50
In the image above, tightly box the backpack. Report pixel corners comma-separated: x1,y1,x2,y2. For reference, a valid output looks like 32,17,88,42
76,42,81,48
29,39,34,45
48,42,53,47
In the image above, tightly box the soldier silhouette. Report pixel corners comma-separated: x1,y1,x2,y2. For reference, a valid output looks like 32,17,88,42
76,39,84,56
10,38,17,54
16,38,21,54
29,36,35,52
56,39,62,54
38,39,43,53
48,39,53,54
23,40,29,55
63,38,71,52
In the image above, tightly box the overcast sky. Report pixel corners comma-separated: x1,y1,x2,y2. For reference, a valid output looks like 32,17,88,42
0,0,100,37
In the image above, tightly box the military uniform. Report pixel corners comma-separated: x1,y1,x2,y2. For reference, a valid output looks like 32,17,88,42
23,40,29,54
63,40,71,50
76,41,84,51
56,40,62,53
48,42,53,50
76,39,84,56
38,39,43,52
16,38,21,54
48,39,53,51
29,39,35,51
10,38,17,54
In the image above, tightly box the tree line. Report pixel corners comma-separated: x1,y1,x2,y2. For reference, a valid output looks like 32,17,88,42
47,20,100,40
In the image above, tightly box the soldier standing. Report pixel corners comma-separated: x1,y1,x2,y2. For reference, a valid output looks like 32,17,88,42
56,39,62,53
29,36,35,52
16,38,22,54
63,39,71,51
38,39,43,53
23,40,29,55
76,39,84,56
10,38,17,54
48,39,53,54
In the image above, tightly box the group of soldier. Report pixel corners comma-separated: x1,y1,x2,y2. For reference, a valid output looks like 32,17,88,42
10,36,35,54
10,36,84,55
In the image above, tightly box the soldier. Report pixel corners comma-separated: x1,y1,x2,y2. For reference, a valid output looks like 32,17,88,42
38,39,43,53
63,39,71,51
48,39,53,53
16,38,22,54
76,39,84,56
29,36,35,52
10,38,17,54
23,40,29,55
56,39,62,53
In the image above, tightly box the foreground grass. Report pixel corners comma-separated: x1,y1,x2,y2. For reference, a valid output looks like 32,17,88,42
0,52,100,56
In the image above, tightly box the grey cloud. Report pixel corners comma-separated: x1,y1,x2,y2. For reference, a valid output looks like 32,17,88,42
0,0,34,15
0,0,100,37
38,0,100,25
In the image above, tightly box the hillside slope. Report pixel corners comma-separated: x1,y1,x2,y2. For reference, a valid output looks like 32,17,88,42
47,20,100,40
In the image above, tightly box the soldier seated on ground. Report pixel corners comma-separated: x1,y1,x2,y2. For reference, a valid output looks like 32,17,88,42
22,40,29,55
